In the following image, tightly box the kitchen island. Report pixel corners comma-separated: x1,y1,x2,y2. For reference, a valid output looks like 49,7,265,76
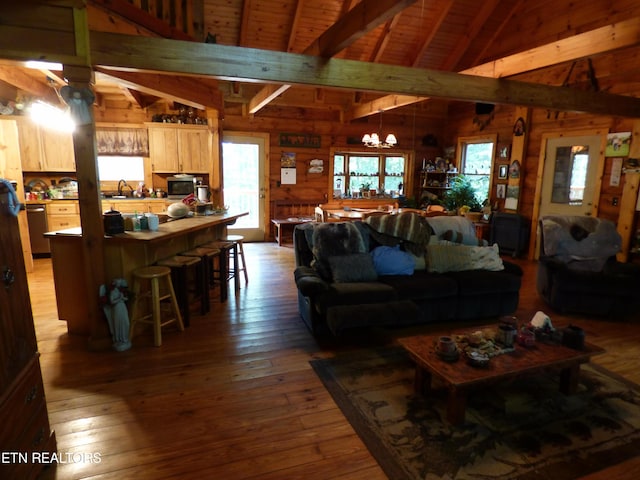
45,211,247,335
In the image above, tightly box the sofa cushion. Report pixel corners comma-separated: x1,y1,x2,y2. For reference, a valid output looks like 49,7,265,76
379,271,458,300
311,222,367,280
328,253,378,283
447,269,521,296
326,281,397,305
426,216,481,246
371,245,416,275
426,243,504,273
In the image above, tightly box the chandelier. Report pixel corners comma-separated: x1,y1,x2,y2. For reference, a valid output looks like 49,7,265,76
362,111,397,148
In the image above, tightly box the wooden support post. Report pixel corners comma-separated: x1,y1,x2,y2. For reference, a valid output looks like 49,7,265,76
616,119,640,262
63,64,111,350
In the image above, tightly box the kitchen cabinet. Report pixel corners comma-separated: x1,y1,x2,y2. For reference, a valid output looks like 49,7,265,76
47,200,80,231
147,123,211,174
101,199,167,214
0,184,56,478
18,120,75,172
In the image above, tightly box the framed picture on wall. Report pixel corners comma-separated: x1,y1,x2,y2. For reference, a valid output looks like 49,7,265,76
496,184,506,199
498,164,508,180
497,143,511,159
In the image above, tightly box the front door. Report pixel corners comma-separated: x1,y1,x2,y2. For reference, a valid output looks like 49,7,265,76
539,134,604,217
221,132,268,241
533,132,605,257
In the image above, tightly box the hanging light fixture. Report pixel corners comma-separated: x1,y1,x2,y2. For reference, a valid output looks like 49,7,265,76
362,111,397,148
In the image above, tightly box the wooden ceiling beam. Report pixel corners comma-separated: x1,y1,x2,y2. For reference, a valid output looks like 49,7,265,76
248,0,416,115
305,0,417,57
465,16,640,78
350,15,640,119
0,65,61,105
90,31,640,118
410,0,454,67
248,84,291,115
94,68,223,110
439,0,500,71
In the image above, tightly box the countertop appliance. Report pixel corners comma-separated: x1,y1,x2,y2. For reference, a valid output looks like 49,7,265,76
26,202,50,256
167,175,202,199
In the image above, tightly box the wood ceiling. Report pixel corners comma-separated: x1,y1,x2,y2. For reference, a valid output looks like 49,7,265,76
2,0,640,120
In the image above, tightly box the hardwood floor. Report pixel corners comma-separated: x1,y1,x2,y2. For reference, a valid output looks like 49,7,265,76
29,243,640,479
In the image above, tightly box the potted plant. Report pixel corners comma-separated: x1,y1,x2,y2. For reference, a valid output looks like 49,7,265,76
360,181,372,198
443,175,482,213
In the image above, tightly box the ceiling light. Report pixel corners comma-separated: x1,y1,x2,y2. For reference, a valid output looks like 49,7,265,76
25,60,63,70
29,101,75,133
362,111,397,148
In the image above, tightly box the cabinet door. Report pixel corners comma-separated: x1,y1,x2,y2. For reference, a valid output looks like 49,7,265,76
178,128,210,173
148,127,179,172
17,121,43,171
40,128,75,172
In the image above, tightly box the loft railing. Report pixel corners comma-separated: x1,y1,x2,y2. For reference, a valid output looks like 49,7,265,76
122,0,204,40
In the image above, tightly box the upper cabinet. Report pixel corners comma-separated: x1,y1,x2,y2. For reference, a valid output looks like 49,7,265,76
18,120,75,172
147,123,211,174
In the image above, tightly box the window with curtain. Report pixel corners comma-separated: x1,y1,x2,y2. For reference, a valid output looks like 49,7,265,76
96,128,149,156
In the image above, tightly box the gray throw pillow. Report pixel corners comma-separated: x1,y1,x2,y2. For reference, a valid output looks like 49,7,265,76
328,254,378,283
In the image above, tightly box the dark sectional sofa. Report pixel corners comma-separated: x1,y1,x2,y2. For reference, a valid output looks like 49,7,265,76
293,218,523,336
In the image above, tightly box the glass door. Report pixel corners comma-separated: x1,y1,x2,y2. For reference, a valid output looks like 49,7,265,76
221,132,267,241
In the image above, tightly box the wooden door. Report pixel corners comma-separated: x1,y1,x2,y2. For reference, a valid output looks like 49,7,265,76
148,126,179,172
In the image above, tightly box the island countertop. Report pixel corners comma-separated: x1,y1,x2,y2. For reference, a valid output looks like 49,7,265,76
45,210,248,242
45,210,248,335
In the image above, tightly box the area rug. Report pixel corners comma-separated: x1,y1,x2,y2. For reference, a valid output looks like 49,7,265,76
310,347,640,480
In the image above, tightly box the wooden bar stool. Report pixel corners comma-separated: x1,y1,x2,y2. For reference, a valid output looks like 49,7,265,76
156,255,202,327
180,246,221,306
129,266,184,347
201,240,238,301
223,234,248,284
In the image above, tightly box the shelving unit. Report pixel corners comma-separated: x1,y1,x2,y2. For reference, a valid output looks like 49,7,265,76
418,170,457,202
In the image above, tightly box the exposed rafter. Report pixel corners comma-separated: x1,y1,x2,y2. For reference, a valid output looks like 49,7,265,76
248,0,417,115
0,65,61,105
349,15,640,119
410,0,454,67
94,68,223,110
90,31,640,118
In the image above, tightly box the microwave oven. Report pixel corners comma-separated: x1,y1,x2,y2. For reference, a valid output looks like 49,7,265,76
166,175,201,198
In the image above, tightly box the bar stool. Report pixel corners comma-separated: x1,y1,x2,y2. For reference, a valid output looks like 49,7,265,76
201,240,238,301
129,266,184,347
180,246,222,303
156,255,203,327
223,234,248,284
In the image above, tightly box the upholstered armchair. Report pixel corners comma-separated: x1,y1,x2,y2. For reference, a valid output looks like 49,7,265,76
536,215,640,316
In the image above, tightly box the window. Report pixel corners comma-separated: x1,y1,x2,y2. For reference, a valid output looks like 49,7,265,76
456,135,496,206
333,152,406,198
97,156,145,181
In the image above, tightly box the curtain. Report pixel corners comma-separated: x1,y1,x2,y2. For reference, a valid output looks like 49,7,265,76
96,128,149,156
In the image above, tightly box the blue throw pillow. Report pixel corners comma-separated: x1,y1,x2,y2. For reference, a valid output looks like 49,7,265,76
371,245,416,275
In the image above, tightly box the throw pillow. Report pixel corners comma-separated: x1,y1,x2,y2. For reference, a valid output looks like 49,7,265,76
427,243,504,273
328,254,378,283
311,222,367,280
371,245,416,275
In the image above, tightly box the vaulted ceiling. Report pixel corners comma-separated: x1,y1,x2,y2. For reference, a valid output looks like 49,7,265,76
2,0,640,120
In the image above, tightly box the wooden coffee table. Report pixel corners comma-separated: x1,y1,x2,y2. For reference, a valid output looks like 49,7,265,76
398,328,605,425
